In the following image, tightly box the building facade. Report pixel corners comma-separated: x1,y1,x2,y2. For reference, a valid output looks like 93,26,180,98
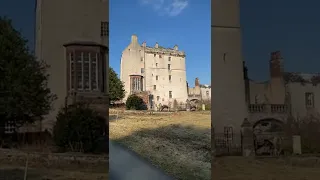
211,0,248,135
249,51,320,121
34,0,109,132
120,35,188,108
187,78,211,101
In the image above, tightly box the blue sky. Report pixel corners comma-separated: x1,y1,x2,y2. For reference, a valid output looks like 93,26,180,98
241,0,320,81
110,0,211,86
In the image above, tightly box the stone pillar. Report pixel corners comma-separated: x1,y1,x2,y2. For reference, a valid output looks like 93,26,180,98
186,100,190,111
241,118,255,157
292,135,302,155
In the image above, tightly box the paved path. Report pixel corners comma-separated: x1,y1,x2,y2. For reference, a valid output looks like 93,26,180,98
109,141,175,180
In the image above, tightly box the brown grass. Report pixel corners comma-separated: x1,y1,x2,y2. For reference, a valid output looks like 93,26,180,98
109,110,211,180
213,156,320,180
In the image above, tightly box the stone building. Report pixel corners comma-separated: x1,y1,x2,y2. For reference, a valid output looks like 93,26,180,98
248,51,320,121
32,0,109,132
187,78,211,101
212,0,320,156
211,0,248,136
120,35,189,109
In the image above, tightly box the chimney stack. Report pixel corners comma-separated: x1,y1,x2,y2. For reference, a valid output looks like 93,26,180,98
195,77,200,87
131,34,138,44
270,51,283,78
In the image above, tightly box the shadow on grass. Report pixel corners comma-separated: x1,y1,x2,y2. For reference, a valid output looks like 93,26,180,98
111,123,211,180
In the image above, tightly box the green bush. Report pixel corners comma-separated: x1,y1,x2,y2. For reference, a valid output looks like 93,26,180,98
126,94,146,110
53,103,107,153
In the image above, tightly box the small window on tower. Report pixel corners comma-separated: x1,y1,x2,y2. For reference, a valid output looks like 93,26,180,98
100,21,108,37
156,76,158,80
157,96,160,101
168,57,171,61
159,55,162,58
169,91,172,98
141,68,145,73
154,54,156,57
156,63,158,67
169,75,172,81
168,64,171,70
153,85,156,90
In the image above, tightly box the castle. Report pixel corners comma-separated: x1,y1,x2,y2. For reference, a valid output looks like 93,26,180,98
31,0,109,132
212,0,320,156
120,35,211,110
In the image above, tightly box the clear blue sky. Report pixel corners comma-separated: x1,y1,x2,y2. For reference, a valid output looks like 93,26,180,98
110,0,211,86
1,0,320,83
241,0,320,81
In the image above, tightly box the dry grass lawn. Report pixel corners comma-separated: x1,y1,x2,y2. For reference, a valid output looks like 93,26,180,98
213,156,320,180
109,110,211,180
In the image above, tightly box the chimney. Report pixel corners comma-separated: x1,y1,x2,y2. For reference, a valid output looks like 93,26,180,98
174,45,178,51
142,41,146,47
270,51,283,78
155,42,159,48
195,78,200,87
131,34,138,44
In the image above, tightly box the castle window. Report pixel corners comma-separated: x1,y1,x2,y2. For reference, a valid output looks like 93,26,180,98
305,92,314,108
70,51,100,91
141,68,145,74
4,120,15,134
130,75,143,93
154,85,156,90
156,75,158,80
100,21,108,37
156,63,158,67
169,75,172,81
64,42,108,95
141,57,143,61
157,96,160,101
168,57,171,61
154,54,156,57
159,55,162,58
168,64,171,70
169,91,172,98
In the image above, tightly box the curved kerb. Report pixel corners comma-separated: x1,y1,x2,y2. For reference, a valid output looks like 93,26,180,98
109,141,175,180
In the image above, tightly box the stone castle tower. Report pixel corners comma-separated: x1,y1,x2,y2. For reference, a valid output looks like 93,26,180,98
211,0,248,134
35,0,109,131
120,35,188,108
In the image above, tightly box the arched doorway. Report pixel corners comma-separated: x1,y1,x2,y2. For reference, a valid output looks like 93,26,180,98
189,99,199,111
253,118,285,156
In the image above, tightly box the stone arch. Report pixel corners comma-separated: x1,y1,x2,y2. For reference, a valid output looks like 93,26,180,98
253,118,285,156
